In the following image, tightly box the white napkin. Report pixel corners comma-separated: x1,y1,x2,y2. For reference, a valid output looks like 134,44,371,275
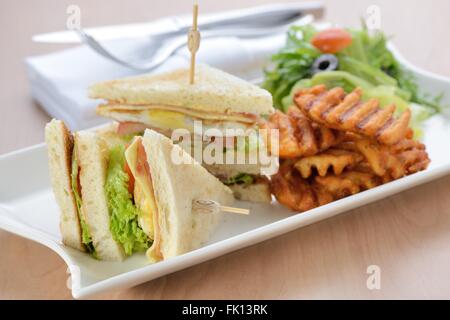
25,34,287,130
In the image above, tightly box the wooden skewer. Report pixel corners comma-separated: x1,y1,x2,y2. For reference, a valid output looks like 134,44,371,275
219,206,250,215
187,1,200,84
193,199,250,215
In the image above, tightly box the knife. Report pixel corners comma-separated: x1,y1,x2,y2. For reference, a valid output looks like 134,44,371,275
32,2,324,43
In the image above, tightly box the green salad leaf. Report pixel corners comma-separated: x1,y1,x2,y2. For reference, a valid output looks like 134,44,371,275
262,25,321,109
223,173,254,186
105,145,150,256
263,24,443,119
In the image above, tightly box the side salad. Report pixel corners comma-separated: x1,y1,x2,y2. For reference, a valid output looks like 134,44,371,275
262,24,443,137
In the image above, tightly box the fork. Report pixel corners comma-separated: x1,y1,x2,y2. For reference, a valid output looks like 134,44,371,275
75,15,313,72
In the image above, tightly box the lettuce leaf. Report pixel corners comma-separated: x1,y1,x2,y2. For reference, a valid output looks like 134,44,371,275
223,173,254,186
340,26,441,113
105,145,150,256
262,25,321,108
263,24,442,117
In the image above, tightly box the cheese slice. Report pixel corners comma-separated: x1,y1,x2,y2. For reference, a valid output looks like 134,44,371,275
97,104,258,135
124,138,157,240
98,103,259,123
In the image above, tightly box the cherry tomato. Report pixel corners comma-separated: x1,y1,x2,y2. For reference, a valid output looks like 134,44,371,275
311,28,352,54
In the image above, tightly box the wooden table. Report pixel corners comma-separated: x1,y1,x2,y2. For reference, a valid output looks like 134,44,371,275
1,0,450,299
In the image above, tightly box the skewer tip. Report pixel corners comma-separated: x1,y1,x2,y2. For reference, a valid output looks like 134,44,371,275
193,199,250,215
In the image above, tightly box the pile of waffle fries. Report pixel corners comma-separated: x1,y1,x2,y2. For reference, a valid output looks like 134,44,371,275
265,85,430,212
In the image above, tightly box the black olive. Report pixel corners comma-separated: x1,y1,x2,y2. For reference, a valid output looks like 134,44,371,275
311,54,339,75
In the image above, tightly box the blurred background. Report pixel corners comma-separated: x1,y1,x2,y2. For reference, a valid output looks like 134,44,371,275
1,0,449,154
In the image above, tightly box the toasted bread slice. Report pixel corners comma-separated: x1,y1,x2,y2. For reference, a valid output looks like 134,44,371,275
90,64,273,116
45,119,85,251
75,131,126,261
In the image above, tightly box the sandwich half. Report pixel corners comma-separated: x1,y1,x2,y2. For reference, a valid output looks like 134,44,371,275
129,129,234,261
45,119,233,261
90,64,274,203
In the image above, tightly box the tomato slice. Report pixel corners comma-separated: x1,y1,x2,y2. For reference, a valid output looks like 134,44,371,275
311,28,352,54
117,121,148,136
136,140,151,180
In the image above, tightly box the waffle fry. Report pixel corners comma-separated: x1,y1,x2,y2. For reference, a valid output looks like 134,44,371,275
270,165,383,211
294,148,363,178
312,171,381,206
294,85,411,145
270,161,317,212
337,136,430,179
261,111,300,158
287,106,345,153
389,138,430,174
261,107,344,159
353,138,403,178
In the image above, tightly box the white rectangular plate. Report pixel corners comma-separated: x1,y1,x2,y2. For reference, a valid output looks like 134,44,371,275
1,45,450,299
